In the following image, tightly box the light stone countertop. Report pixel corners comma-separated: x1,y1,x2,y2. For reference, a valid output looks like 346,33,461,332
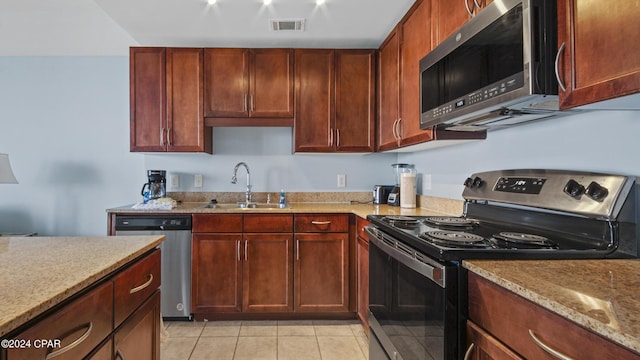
464,259,640,354
106,202,450,219
0,235,165,337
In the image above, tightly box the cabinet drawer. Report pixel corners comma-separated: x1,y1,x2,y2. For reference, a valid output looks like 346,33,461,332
356,216,370,241
294,214,349,233
6,281,113,360
244,214,293,233
193,214,243,233
468,273,639,359
113,249,161,327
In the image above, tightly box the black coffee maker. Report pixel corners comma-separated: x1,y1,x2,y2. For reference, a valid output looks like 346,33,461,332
141,170,167,200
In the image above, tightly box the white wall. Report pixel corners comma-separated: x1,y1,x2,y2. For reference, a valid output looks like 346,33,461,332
398,110,640,200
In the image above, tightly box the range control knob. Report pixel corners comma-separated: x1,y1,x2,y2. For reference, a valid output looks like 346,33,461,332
563,179,585,198
464,177,483,189
585,181,609,202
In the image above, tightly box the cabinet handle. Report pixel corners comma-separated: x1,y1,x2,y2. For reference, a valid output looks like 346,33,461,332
130,273,154,294
465,0,474,16
311,220,332,225
243,93,248,112
244,240,248,261
395,118,402,146
336,128,341,148
555,42,567,92
237,240,241,262
329,128,334,147
45,322,93,359
250,94,255,112
296,239,299,260
160,128,165,146
463,343,474,360
473,0,481,12
166,127,172,147
529,329,574,360
391,119,399,141
115,349,126,360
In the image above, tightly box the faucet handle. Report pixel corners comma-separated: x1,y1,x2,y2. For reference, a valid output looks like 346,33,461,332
267,193,271,203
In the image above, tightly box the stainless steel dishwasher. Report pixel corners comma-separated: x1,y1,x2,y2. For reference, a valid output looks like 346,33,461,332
115,215,192,320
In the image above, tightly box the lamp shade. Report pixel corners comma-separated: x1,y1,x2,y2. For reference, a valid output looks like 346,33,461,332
0,154,18,184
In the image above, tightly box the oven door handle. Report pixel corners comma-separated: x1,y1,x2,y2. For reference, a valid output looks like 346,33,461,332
365,225,446,288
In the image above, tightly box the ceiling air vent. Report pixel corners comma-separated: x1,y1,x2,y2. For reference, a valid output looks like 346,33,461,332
270,19,305,32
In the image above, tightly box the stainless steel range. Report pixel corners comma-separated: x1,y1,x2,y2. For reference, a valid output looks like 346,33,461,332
366,169,638,360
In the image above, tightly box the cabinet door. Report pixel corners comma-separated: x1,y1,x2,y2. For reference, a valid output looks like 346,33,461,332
356,231,370,332
465,321,523,360
192,233,242,313
335,50,376,152
130,47,166,152
295,233,349,312
243,233,293,312
294,49,335,152
250,49,294,117
557,0,640,109
204,48,249,117
377,29,401,151
400,0,434,147
166,48,210,153
114,291,161,360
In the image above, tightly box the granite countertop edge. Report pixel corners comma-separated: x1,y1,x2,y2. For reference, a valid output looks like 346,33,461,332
0,235,165,337
463,260,640,354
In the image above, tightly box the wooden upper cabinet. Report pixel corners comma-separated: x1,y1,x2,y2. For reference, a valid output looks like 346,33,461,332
250,49,294,117
204,48,294,120
335,49,375,152
130,47,211,153
130,47,166,152
400,0,434,147
294,49,335,152
434,0,493,46
377,28,401,151
557,0,640,109
204,48,249,117
166,48,210,152
295,49,375,153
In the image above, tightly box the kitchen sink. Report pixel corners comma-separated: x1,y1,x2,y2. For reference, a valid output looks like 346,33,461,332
199,202,287,209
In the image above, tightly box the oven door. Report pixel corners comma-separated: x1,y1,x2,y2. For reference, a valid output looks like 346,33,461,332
366,226,459,360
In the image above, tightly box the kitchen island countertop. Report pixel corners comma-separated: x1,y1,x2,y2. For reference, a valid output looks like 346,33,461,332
0,235,165,337
464,259,640,354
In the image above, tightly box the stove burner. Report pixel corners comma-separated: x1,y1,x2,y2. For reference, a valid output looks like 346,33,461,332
491,232,559,249
420,231,489,248
383,215,421,228
423,216,478,229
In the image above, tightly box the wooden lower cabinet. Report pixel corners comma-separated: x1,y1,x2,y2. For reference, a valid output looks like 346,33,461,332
356,217,370,332
192,233,243,313
468,273,639,359
294,232,349,312
243,233,293,312
465,321,523,360
114,291,161,360
2,250,160,360
191,213,353,318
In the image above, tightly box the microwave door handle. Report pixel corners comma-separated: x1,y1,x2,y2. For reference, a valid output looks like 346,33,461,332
555,42,567,92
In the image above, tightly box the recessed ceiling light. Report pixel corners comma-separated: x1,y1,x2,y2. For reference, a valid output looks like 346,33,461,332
263,0,272,5
316,0,325,4
208,0,216,4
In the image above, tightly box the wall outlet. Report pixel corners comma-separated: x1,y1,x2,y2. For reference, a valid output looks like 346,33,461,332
169,174,180,189
194,174,203,188
337,174,346,188
423,174,432,190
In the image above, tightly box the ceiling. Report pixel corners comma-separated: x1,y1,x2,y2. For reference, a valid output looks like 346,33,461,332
93,0,416,49
0,0,416,55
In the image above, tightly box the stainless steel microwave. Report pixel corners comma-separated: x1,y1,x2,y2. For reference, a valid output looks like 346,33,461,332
419,0,559,131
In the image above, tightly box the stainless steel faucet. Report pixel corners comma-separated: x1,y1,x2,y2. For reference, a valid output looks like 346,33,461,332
231,162,252,203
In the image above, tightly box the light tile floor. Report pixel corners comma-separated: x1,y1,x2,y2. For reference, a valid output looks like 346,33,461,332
161,320,369,360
